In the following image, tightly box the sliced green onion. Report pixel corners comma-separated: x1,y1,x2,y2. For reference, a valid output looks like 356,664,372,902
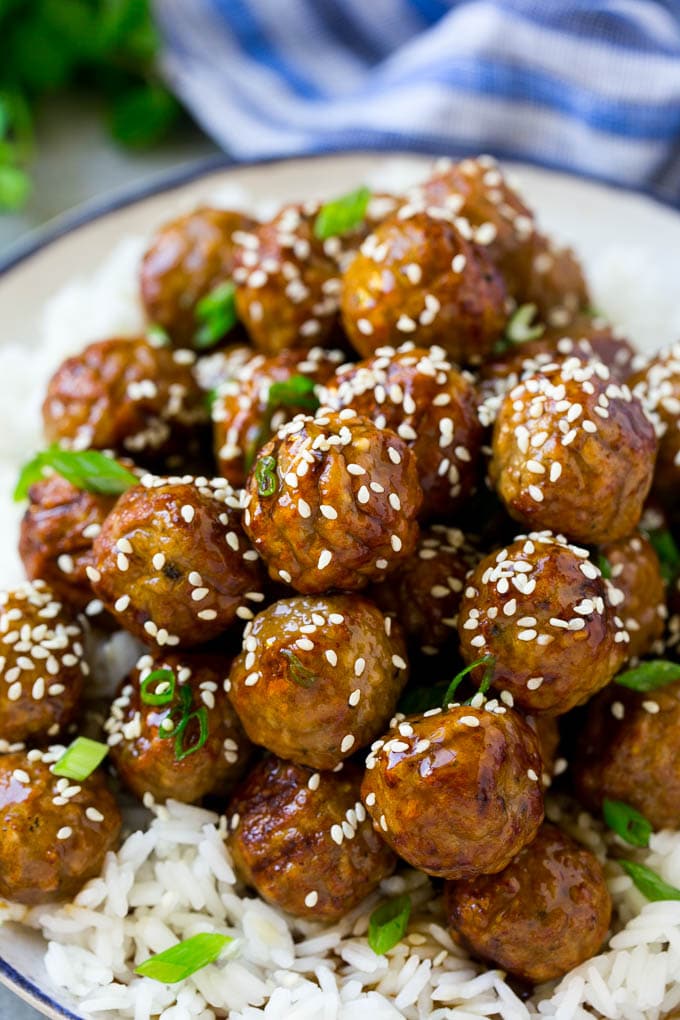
157,685,209,761
135,932,233,983
268,374,320,413
643,527,680,586
398,682,449,715
14,447,138,502
194,281,237,350
52,737,109,781
615,660,680,693
597,554,612,580
146,324,170,347
619,861,680,902
368,894,411,955
204,388,219,412
603,799,652,847
254,455,278,497
494,303,545,353
281,649,319,688
442,654,495,708
314,186,371,240
140,669,176,706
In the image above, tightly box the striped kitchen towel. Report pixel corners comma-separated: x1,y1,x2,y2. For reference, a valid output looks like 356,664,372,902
155,0,680,204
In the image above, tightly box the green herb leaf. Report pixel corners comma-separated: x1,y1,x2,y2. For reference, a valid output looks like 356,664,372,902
643,528,680,586
0,163,30,210
268,375,320,413
494,303,545,353
13,452,47,501
398,682,449,715
14,447,138,501
52,737,109,781
368,895,411,955
140,669,176,706
110,84,179,149
597,554,612,579
146,323,170,347
314,186,371,240
442,654,495,708
615,660,680,693
254,455,278,497
619,861,680,902
135,932,233,983
603,799,652,847
194,281,237,350
281,649,319,688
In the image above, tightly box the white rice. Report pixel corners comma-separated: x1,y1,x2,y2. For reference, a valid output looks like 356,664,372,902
1,158,680,1019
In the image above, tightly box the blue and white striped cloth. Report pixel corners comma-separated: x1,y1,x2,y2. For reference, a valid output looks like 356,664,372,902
155,0,680,205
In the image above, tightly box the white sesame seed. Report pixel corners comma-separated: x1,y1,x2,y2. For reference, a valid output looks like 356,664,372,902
307,772,321,791
349,689,361,707
318,549,332,570
181,504,195,523
391,535,402,552
340,734,355,753
459,715,480,728
304,890,319,908
527,769,538,781
114,595,130,612
320,505,337,519
86,807,104,822
331,824,344,845
57,827,72,840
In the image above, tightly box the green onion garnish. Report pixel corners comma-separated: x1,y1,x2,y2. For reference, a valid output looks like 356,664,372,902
368,894,411,955
254,455,278,497
313,186,371,241
157,684,209,761
135,932,233,983
619,861,680,902
194,281,237,350
398,682,449,715
494,303,545,353
52,737,109,781
281,649,319,689
146,324,170,347
597,554,612,580
140,669,176,706
615,660,680,693
267,374,320,413
603,799,652,847
14,447,138,502
642,527,680,586
442,654,496,708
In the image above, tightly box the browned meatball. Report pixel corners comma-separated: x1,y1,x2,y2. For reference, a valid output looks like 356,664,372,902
228,756,395,920
213,346,344,487
369,525,477,657
140,207,258,347
91,477,264,647
0,747,121,904
320,344,483,517
340,209,508,365
598,531,666,660
362,705,544,879
540,314,637,379
490,358,657,544
106,649,250,804
42,337,208,468
444,823,611,983
630,343,680,507
243,410,422,593
0,581,88,746
228,594,407,770
458,532,627,715
574,680,680,830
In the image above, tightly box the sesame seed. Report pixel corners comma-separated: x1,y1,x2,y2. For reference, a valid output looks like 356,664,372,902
197,609,217,621
181,505,195,523
349,689,361,707
325,649,338,666
642,700,660,714
354,657,366,676
331,824,344,845
318,549,332,570
460,715,480,728
57,827,72,840
114,595,130,612
527,769,539,781
357,486,370,504
340,734,355,753
86,807,104,822
392,654,407,669
320,505,337,519
116,553,129,572
391,535,402,552
307,772,320,791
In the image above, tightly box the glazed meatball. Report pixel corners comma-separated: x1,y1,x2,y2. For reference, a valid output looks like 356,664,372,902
0,581,88,746
228,756,395,920
320,344,483,517
228,594,408,770
91,476,264,647
540,314,637,379
574,680,680,830
444,823,611,983
340,209,508,365
630,343,680,507
458,532,627,715
0,747,121,904
213,346,344,487
243,410,422,593
490,357,657,544
369,525,477,658
140,207,258,346
362,704,543,879
42,337,208,468
598,531,666,660
106,650,251,804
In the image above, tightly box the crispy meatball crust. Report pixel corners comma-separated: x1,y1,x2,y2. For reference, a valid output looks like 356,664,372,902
458,532,627,716
42,337,208,466
320,344,483,517
0,581,88,746
106,650,251,804
92,477,264,648
598,531,666,661
243,410,422,594
490,357,657,544
444,823,611,984
630,343,680,507
361,705,544,880
340,210,508,365
0,747,121,904
228,594,408,770
227,756,396,920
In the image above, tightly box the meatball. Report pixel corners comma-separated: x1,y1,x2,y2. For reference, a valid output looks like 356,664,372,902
213,345,344,487
362,704,543,879
0,581,88,746
444,823,611,983
340,209,508,365
243,410,422,594
540,314,637,379
228,756,395,920
91,476,264,647
573,680,680,830
630,344,680,507
598,531,666,660
42,337,208,468
106,649,250,804
320,343,483,517
490,357,657,544
369,525,477,658
0,747,121,904
458,532,627,715
228,594,408,770
140,207,258,347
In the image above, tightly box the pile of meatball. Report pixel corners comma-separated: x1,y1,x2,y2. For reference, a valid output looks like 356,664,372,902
3,155,679,989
